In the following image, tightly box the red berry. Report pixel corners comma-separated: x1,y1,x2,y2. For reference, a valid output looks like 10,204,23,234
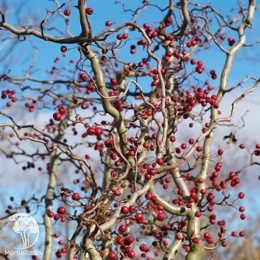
54,233,60,238
54,214,60,221
190,59,196,65
58,105,67,115
81,103,88,109
60,46,67,53
169,136,176,142
203,232,210,239
192,237,200,244
196,146,203,152
239,144,245,149
140,244,149,252
121,206,129,215
239,231,245,237
221,241,227,247
175,233,182,240
108,251,117,260
87,126,95,135
47,211,54,218
94,127,103,136
181,143,187,149
118,224,127,234
53,112,62,121
128,150,135,157
111,78,118,85
195,211,201,217
115,236,124,245
105,20,113,27
207,237,214,244
124,236,134,245
238,192,245,199
156,212,165,221
129,205,136,213
57,206,67,215
117,34,123,40
219,34,226,40
126,249,135,258
64,9,71,16
239,206,245,212
230,232,236,238
240,213,246,220
135,212,144,224
156,158,164,165
217,149,224,155
85,7,93,15
72,193,81,201
122,33,128,39
79,72,87,81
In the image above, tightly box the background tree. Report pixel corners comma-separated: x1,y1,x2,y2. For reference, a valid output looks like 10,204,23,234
1,0,260,259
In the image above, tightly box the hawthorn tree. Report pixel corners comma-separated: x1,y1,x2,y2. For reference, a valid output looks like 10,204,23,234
0,0,260,259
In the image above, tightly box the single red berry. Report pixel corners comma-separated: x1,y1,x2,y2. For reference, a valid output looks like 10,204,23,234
87,126,95,135
239,231,245,237
239,144,245,149
121,206,129,215
239,206,245,212
135,212,144,224
118,224,127,234
221,241,227,247
139,244,149,252
122,33,128,39
105,20,113,27
108,251,117,260
181,143,187,149
111,78,118,85
238,192,245,199
217,149,224,155
64,9,71,16
79,72,87,81
72,193,81,201
207,237,214,244
57,206,67,215
53,112,62,121
53,214,60,221
175,233,183,240
124,236,134,245
85,7,93,15
231,231,237,237
195,211,201,217
94,127,103,136
81,103,88,109
129,205,136,213
117,34,123,40
190,59,196,65
54,232,60,238
192,237,200,244
240,213,246,220
60,46,67,53
126,249,135,258
196,146,203,152
156,212,165,221
203,232,210,239
115,236,124,245
58,105,67,115
47,211,54,218
156,158,164,165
